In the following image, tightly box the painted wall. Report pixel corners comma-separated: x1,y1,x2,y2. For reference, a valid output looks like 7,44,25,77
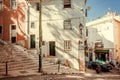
24,2,40,49
43,0,86,70
86,12,120,64
28,0,86,70
0,0,26,46
0,0,86,70
114,19,120,64
87,23,114,48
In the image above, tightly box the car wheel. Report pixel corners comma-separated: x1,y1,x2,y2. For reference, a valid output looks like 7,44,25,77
107,66,112,70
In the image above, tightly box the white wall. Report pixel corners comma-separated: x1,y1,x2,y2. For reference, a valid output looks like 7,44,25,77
87,21,114,49
86,12,120,63
26,0,86,70
42,0,86,70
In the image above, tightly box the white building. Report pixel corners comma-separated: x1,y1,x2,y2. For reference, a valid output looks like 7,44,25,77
86,12,120,64
26,0,87,70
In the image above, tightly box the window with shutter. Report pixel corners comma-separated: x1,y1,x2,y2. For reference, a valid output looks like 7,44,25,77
0,1,3,11
64,19,72,29
64,40,71,51
0,26,2,35
11,0,17,10
64,0,71,8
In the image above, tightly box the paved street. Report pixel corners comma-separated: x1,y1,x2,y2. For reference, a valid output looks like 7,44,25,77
0,69,120,80
0,74,120,80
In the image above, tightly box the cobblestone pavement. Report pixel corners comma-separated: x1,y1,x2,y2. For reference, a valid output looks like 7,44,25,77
0,73,120,80
0,67,120,80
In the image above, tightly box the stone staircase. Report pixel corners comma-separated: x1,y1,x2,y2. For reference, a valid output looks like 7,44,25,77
0,43,83,77
0,44,39,75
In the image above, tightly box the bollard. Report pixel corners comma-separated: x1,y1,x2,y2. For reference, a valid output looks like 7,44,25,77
5,61,8,76
38,53,42,72
58,60,61,72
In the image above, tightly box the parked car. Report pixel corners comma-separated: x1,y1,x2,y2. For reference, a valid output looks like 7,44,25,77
87,60,113,72
86,61,98,69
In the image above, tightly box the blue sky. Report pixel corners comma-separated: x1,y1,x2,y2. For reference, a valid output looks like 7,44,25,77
86,0,120,22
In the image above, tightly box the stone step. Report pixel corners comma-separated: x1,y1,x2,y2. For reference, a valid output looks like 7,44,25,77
0,60,36,66
0,58,50,68
8,65,38,70
0,44,82,75
0,63,38,72
9,62,37,67
0,60,52,72
0,63,5,66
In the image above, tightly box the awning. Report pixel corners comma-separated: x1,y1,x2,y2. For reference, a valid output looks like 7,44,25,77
95,49,109,53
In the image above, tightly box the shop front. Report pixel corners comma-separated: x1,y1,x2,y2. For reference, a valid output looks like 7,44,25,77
95,49,109,62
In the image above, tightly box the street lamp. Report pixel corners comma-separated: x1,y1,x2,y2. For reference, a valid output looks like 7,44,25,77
38,0,42,72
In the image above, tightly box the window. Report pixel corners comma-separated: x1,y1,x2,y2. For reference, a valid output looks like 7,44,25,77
11,0,17,10
64,19,72,29
64,0,71,8
95,40,104,49
0,26,2,35
84,40,87,49
36,3,39,11
85,9,87,17
78,41,85,50
31,22,35,28
86,28,88,37
0,1,3,11
64,40,71,51
80,29,82,38
79,41,84,50
95,42,104,49
11,25,16,30
79,24,83,38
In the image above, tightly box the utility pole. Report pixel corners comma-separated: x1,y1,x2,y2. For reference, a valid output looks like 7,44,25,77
38,0,42,72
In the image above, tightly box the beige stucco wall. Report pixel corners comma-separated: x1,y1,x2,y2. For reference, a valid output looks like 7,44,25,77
27,0,86,70
114,19,120,64
86,12,120,64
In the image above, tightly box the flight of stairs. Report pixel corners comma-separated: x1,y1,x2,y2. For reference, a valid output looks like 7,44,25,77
0,44,82,76
0,44,39,75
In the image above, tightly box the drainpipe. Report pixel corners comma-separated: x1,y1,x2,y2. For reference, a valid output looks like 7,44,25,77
25,0,30,48
27,6,30,49
27,6,30,35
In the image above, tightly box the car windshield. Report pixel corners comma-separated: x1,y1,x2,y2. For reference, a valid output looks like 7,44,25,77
96,59,105,65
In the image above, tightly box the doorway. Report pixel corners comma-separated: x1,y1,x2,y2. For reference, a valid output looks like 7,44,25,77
49,41,56,56
89,53,93,61
11,37,16,43
11,25,17,43
30,35,36,48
